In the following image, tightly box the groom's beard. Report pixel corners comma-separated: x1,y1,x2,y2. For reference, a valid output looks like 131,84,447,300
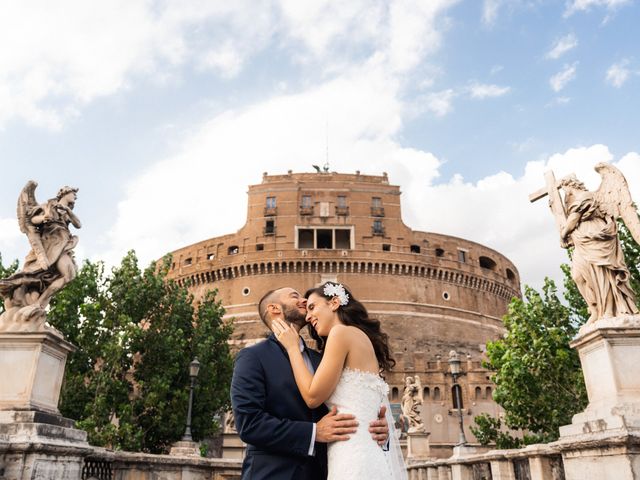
283,303,307,329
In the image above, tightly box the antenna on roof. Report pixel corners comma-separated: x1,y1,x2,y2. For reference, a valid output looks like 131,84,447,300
324,119,330,172
312,119,331,173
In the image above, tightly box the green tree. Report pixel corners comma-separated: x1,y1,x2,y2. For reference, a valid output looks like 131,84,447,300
47,252,233,453
0,253,19,315
471,280,587,447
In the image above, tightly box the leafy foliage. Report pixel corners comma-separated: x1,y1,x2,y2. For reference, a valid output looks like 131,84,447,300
0,253,19,315
470,280,587,447
47,251,233,453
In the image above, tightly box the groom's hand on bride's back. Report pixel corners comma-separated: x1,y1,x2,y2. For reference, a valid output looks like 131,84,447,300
316,406,357,442
369,405,389,447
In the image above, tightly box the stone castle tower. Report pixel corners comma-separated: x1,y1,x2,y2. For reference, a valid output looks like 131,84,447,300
165,170,521,456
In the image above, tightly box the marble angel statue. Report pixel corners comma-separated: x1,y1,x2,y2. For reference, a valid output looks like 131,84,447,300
531,163,639,323
0,181,81,331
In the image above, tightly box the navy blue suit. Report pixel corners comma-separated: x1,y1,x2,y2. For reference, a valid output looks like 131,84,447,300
231,334,329,480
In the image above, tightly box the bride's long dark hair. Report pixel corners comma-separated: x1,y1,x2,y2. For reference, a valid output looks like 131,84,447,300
305,282,395,372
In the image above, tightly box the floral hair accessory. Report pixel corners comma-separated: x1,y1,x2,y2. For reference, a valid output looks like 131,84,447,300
323,283,349,306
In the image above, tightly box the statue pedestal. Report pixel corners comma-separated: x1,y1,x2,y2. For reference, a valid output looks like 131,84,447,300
0,329,76,414
169,440,201,457
559,316,640,480
406,432,431,460
0,329,92,479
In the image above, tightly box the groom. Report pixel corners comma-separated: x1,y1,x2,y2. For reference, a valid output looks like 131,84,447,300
231,287,388,480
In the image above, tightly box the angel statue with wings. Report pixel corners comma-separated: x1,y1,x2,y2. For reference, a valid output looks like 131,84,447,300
0,181,81,331
401,375,426,433
530,163,640,323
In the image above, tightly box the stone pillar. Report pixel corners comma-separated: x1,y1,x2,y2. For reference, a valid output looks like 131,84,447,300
0,330,75,413
0,328,91,480
558,316,640,480
528,456,554,480
437,465,452,480
450,464,473,480
426,466,439,480
489,459,515,480
407,432,431,461
169,440,200,457
449,445,476,480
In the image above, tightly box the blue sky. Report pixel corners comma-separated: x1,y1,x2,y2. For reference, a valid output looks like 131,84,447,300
1,0,639,291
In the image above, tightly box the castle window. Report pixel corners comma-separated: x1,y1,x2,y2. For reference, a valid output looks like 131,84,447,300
506,268,516,281
435,248,445,257
299,229,314,248
486,386,493,399
256,244,264,251
371,197,384,217
391,387,399,401
479,256,497,270
228,246,239,255
372,220,384,236
184,257,192,266
410,245,421,253
300,195,313,215
207,253,215,260
265,196,277,216
335,229,350,249
452,385,463,409
458,250,467,263
423,387,430,399
475,386,482,400
317,229,333,249
296,227,353,249
433,387,441,401
264,219,275,235
336,195,349,216
382,244,391,251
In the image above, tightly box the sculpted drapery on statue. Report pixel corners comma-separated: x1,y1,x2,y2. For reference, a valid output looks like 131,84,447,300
401,375,426,434
0,181,81,331
530,163,640,323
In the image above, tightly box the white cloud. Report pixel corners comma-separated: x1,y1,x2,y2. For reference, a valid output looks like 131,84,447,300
565,0,631,16
0,0,461,130
102,65,442,267
198,42,244,79
0,0,277,129
468,82,511,99
410,145,640,291
545,34,578,60
550,63,578,92
482,0,501,26
605,60,631,87
422,89,456,117
387,0,460,73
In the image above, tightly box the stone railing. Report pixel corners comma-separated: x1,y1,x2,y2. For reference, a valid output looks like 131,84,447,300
406,443,566,480
82,449,243,480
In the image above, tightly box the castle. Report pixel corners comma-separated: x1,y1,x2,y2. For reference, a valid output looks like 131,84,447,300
165,170,521,457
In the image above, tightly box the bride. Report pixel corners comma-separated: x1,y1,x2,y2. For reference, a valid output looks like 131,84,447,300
271,282,407,480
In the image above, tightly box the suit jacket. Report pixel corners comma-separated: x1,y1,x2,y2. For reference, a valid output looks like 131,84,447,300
231,334,329,480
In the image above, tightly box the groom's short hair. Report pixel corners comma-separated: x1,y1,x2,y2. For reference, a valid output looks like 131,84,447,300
258,288,282,325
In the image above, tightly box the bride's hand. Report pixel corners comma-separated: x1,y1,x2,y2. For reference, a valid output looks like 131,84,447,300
271,318,299,352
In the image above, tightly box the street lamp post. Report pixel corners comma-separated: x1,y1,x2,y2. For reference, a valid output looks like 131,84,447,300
182,358,201,442
448,350,468,446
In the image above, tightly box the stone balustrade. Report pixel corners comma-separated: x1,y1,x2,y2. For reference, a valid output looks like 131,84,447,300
406,442,566,480
82,448,243,480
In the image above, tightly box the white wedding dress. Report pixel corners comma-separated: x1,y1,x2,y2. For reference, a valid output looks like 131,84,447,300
325,367,406,480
